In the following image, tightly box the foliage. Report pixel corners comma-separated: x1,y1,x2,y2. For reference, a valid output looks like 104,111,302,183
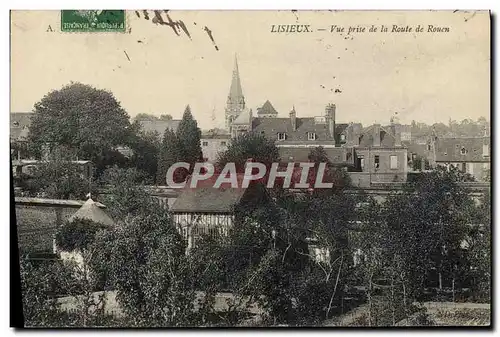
20,258,67,327
176,105,202,169
98,166,160,220
28,82,133,174
216,132,280,172
55,218,108,252
381,166,476,299
156,127,182,185
464,189,491,301
20,146,95,199
411,117,489,138
95,209,198,327
128,121,161,183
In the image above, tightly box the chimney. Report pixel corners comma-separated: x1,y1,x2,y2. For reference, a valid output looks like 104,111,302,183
350,123,361,146
391,121,402,147
346,123,354,146
325,104,336,145
289,106,297,131
373,124,381,147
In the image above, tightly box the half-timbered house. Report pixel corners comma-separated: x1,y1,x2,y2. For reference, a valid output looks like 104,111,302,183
170,174,268,250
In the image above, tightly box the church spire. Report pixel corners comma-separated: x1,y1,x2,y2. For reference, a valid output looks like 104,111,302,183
227,54,245,108
225,54,246,131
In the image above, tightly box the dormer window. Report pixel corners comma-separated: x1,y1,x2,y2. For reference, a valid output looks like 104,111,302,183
277,132,287,141
460,147,467,155
307,132,317,141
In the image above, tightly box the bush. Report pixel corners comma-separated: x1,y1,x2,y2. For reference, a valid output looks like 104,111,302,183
55,218,108,252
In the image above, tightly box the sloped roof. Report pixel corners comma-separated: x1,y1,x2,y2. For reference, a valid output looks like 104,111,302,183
69,198,115,227
15,197,106,208
138,119,181,138
170,175,248,213
279,147,354,165
358,125,397,148
252,117,343,142
435,137,490,162
257,100,278,115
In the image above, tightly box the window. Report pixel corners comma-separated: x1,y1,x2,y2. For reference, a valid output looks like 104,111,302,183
460,147,467,155
360,158,365,169
374,155,380,169
277,133,287,141
483,144,489,157
202,141,208,146
307,132,317,141
427,144,431,151
340,134,346,141
13,121,19,127
220,141,227,146
390,155,398,169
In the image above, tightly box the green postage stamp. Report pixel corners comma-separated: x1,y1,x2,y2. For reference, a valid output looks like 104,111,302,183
61,10,126,32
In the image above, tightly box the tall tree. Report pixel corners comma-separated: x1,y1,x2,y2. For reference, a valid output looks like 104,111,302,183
28,82,133,174
156,128,182,185
128,120,161,183
176,105,202,169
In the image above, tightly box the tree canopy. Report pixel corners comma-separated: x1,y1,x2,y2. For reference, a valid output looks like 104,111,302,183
28,82,134,174
176,105,203,168
216,132,280,172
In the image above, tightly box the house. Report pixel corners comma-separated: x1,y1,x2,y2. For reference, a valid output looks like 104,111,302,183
349,123,408,187
170,175,268,251
201,131,231,162
433,137,490,181
250,104,356,166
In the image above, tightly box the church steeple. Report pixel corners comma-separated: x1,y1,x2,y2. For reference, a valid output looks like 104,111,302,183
225,54,246,131
228,55,244,104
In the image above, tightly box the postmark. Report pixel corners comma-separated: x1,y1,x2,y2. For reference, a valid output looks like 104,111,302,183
61,10,126,32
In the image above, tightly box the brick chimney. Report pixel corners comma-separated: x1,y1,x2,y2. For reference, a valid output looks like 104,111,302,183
373,124,381,147
325,104,336,145
289,106,297,131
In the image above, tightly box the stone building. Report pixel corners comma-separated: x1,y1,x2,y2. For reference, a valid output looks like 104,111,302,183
201,131,231,162
349,123,408,187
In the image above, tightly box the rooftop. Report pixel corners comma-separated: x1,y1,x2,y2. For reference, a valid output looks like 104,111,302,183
435,137,490,162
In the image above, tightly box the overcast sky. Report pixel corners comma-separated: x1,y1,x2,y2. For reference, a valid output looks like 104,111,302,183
11,10,490,129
